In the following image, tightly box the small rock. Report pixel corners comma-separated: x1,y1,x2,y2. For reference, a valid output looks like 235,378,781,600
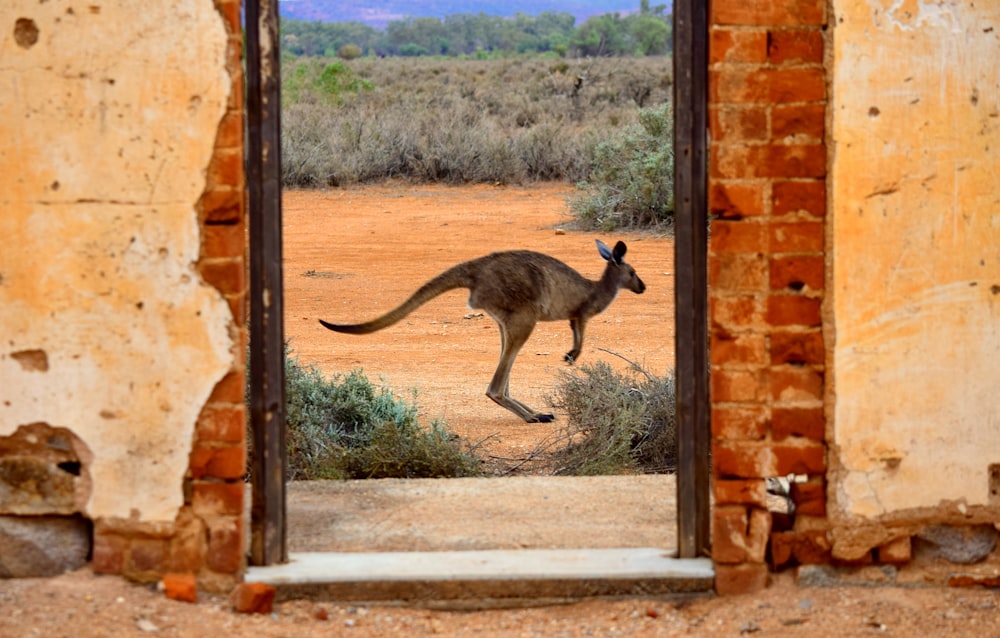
0,515,90,577
916,525,998,564
230,582,276,614
739,620,760,634
136,618,159,632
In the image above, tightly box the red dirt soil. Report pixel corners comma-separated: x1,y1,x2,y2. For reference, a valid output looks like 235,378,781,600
282,182,676,466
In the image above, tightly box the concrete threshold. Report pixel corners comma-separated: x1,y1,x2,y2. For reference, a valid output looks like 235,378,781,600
247,548,714,605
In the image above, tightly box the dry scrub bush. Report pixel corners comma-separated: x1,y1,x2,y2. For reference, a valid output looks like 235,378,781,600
281,56,672,187
276,349,481,480
547,359,676,475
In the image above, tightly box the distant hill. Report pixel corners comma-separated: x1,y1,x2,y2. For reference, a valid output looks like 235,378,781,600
279,0,660,28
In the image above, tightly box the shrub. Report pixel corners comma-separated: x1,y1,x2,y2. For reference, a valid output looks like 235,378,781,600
276,348,481,480
280,56,673,187
546,358,676,475
570,102,675,231
337,44,362,60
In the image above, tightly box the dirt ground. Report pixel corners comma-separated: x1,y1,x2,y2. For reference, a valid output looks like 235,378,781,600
4,183,998,636
282,181,676,466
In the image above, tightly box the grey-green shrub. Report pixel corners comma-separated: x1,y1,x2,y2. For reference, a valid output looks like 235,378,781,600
570,102,675,231
281,350,481,480
547,360,676,475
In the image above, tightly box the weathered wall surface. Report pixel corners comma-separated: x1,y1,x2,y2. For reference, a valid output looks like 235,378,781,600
830,0,1000,537
0,1,234,523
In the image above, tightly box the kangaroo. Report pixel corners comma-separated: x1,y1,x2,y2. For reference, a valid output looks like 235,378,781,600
319,240,645,423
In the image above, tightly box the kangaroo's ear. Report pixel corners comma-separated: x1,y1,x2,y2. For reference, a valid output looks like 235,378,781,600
612,241,627,264
596,239,613,262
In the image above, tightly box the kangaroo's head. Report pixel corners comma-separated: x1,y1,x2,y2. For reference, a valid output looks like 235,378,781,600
596,239,645,294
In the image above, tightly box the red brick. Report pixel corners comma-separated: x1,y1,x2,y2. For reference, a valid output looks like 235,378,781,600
215,109,244,149
231,582,276,614
199,187,243,224
790,480,827,516
710,28,768,63
202,218,246,260
199,258,246,295
709,253,769,292
772,406,825,440
710,68,826,104
714,507,772,565
189,444,247,480
770,330,825,365
770,255,825,291
712,144,826,180
768,28,824,64
772,104,826,141
710,106,768,142
769,221,824,253
92,532,126,575
711,295,765,330
773,180,826,217
196,404,246,444
192,481,245,517
169,508,207,573
129,538,169,574
714,441,776,478
711,332,768,367
771,530,831,568
163,573,198,603
207,517,244,574
712,0,826,27
710,182,766,219
216,0,242,34
770,366,824,403
712,405,769,440
226,292,246,327
206,147,243,190
713,506,750,563
714,479,768,507
711,368,768,403
876,536,912,565
714,563,769,595
773,442,826,475
766,294,822,327
710,220,768,254
208,369,245,404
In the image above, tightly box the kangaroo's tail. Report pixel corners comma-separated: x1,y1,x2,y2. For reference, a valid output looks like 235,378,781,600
319,263,473,335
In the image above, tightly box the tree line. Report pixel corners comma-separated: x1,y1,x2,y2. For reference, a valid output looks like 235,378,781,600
281,1,672,59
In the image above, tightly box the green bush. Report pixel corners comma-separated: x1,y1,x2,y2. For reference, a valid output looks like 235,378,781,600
279,349,481,480
547,359,676,475
570,102,675,230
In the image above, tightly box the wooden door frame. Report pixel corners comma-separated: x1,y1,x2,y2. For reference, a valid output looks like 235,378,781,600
246,0,711,565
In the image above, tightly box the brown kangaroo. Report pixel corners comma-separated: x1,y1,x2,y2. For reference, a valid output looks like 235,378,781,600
319,240,645,423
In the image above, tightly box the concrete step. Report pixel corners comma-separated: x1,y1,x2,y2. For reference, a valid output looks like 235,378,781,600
246,548,713,605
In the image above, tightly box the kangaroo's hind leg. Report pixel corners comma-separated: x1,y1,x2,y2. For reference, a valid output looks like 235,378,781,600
485,314,554,423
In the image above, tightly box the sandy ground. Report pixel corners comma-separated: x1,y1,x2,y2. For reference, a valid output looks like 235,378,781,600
4,184,999,636
282,182,675,466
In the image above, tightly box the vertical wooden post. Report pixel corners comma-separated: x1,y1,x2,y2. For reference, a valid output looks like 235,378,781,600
673,0,711,559
246,0,287,566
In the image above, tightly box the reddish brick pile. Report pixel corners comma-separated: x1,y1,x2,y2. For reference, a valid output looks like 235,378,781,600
708,0,829,594
91,0,247,593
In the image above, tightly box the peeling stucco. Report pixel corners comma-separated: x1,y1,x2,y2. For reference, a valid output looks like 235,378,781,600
0,1,233,522
831,1,1000,519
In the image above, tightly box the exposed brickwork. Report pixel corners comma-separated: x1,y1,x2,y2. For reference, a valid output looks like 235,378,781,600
709,0,828,594
91,0,247,593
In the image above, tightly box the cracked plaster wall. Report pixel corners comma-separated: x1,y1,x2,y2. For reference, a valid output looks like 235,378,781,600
830,1,1000,522
0,1,233,522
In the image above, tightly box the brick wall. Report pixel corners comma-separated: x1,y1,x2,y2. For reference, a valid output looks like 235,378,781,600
91,0,247,592
708,0,829,594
